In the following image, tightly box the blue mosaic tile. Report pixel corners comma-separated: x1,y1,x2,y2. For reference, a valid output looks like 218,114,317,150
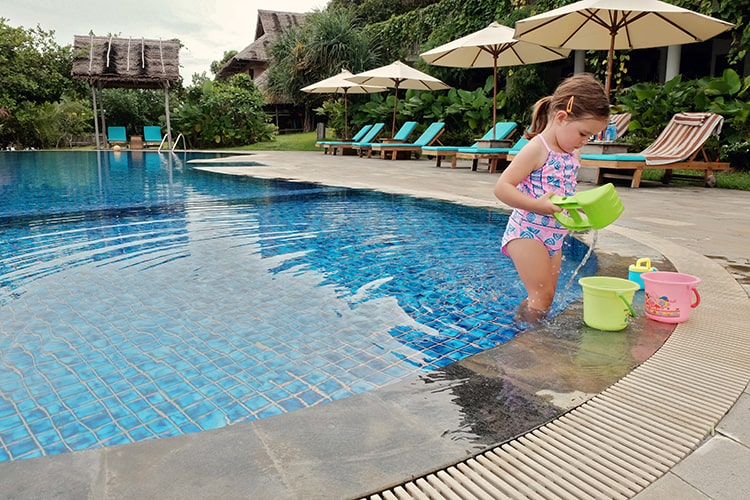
256,405,284,419
317,378,345,394
179,422,202,434
11,438,42,459
298,390,326,406
244,395,273,413
128,426,157,442
279,398,305,412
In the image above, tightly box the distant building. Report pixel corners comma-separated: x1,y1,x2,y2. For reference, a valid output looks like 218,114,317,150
218,10,308,133
71,36,181,149
218,10,307,82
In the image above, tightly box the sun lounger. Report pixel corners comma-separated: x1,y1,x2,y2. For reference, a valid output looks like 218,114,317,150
580,112,731,188
354,121,418,158
320,123,385,155
590,112,632,143
454,137,529,173
315,124,372,151
421,121,518,168
611,112,632,139
107,126,128,148
370,122,446,160
143,126,164,148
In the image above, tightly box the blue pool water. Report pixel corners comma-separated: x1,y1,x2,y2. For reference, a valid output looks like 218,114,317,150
0,150,597,461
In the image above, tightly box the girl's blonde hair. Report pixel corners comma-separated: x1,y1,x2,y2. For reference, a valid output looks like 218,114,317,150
526,73,610,138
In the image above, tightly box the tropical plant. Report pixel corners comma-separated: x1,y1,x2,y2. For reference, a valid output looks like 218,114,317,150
504,65,552,127
329,0,442,26
691,68,750,169
615,76,699,151
211,50,237,79
720,140,750,171
0,19,86,147
344,76,502,145
10,96,92,148
265,8,380,131
614,69,750,159
101,88,167,137
422,78,500,143
173,74,276,148
695,68,750,141
313,99,348,137
0,20,78,108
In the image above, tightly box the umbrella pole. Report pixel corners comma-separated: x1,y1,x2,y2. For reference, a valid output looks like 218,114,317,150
392,83,399,139
343,89,349,139
492,55,498,140
605,34,615,97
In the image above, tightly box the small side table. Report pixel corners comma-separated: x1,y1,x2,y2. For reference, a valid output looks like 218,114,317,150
130,135,143,150
476,139,512,149
581,141,629,154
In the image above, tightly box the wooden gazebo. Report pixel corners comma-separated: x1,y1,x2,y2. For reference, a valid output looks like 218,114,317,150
71,35,180,149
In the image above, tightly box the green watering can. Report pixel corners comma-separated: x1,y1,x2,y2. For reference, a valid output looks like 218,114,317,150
550,183,624,231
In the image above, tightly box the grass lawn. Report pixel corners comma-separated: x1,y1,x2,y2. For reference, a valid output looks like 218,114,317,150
640,168,750,190
229,131,320,152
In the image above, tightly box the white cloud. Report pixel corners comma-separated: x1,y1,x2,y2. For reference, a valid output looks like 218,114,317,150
1,0,326,84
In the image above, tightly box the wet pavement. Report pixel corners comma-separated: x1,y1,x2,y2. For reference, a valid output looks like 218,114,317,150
1,151,748,499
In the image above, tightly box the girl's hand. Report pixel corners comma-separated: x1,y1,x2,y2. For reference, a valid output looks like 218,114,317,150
536,191,563,215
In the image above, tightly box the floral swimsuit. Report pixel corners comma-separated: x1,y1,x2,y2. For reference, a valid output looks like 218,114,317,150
501,135,579,256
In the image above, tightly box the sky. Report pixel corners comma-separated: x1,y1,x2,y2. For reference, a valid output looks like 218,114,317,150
1,0,327,84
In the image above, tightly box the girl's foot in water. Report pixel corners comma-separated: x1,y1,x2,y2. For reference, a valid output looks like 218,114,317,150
515,298,548,325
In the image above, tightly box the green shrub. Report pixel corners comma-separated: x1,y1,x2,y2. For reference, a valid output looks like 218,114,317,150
173,74,276,148
721,140,750,171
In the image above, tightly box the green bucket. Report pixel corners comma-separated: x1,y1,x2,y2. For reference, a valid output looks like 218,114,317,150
550,183,624,231
578,276,640,331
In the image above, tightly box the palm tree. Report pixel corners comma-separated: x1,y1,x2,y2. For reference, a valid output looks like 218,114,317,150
265,8,379,131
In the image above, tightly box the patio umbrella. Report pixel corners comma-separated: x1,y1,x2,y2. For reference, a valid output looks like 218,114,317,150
513,0,734,96
420,22,570,139
301,69,386,139
347,60,449,137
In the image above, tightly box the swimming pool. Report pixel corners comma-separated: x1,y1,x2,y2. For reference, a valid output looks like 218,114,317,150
0,150,597,461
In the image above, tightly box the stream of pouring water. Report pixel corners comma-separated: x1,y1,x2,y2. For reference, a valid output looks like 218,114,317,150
559,229,599,302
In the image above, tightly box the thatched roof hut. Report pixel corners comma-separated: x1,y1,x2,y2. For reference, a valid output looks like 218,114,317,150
71,35,180,88
217,10,307,82
71,35,180,149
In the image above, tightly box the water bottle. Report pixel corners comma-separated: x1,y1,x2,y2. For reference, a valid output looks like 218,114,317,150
605,119,617,142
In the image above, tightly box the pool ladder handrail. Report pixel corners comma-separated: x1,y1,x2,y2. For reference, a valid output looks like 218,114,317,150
171,133,186,152
157,134,186,153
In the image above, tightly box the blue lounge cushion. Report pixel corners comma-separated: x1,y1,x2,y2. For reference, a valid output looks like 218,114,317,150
422,122,517,152
457,146,513,154
316,124,373,145
580,153,645,161
107,126,127,142
481,122,517,141
143,126,163,143
458,138,529,155
356,122,418,147
319,123,385,146
378,122,445,148
422,145,465,152
392,121,418,141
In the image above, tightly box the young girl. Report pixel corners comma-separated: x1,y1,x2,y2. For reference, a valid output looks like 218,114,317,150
494,73,610,322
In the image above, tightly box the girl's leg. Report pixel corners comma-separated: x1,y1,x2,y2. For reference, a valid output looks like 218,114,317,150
505,238,562,314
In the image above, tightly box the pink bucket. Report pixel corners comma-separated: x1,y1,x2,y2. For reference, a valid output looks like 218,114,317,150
641,271,701,323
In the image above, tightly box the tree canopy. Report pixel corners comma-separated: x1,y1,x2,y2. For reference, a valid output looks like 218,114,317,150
0,19,81,110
